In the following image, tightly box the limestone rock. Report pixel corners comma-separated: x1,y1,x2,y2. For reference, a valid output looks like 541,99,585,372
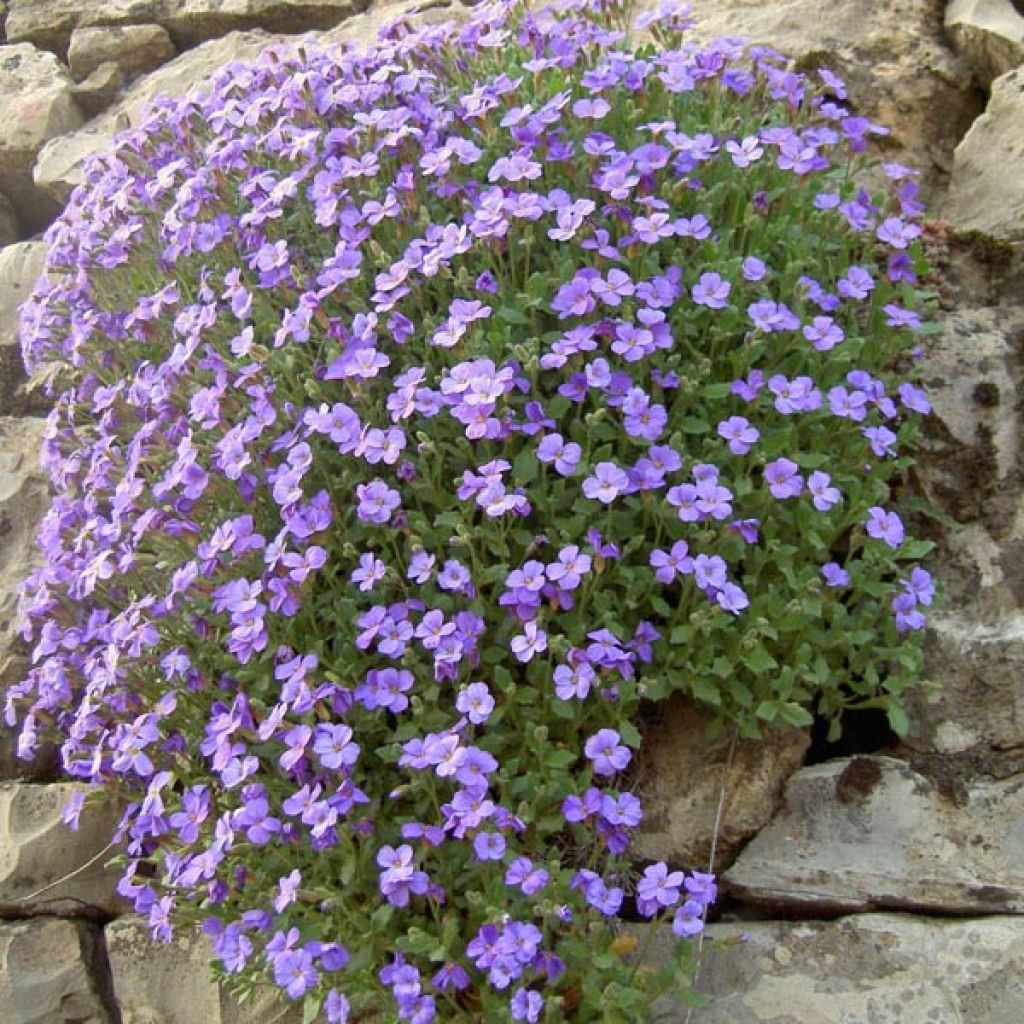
0,193,18,246
0,415,59,781
910,610,1024,753
33,29,285,203
917,307,1021,529
948,67,1024,241
642,914,1024,1023
0,43,84,233
906,306,1024,752
320,0,466,47
106,916,301,1024
0,781,128,917
634,0,981,200
68,24,175,81
0,917,115,1024
71,61,125,119
946,0,1024,87
0,240,47,414
7,0,367,54
633,697,810,871
723,756,1024,914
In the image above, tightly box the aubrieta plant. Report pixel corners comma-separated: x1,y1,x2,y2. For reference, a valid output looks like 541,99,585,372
7,0,937,1020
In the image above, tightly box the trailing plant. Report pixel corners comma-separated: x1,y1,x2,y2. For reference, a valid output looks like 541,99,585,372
7,0,936,1020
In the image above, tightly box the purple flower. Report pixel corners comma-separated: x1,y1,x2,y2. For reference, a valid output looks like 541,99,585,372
898,382,931,415
583,462,629,504
637,862,684,911
456,682,494,724
672,899,705,937
356,480,400,525
273,948,320,999
866,507,905,548
716,582,749,614
511,622,547,663
584,729,631,777
838,265,875,300
764,458,803,499
807,471,841,511
473,831,506,862
892,591,926,632
537,433,582,476
505,857,549,895
313,723,360,771
691,271,731,309
876,216,921,249
717,416,759,455
510,988,544,1023
650,541,692,584
554,659,594,700
803,316,844,351
822,562,850,588
546,546,591,589
407,550,435,584
351,552,386,592
741,256,767,281
902,567,934,606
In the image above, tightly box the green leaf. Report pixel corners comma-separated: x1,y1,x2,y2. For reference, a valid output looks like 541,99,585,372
776,702,814,727
689,677,722,705
496,304,528,324
619,720,642,748
512,446,539,484
741,648,778,675
886,701,909,736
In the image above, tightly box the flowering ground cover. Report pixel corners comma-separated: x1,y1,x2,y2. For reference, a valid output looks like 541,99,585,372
5,0,936,1019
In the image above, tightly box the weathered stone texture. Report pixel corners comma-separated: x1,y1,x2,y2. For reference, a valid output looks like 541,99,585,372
948,66,1024,240
106,916,301,1024
6,0,369,54
643,914,1024,1023
68,23,176,81
634,698,809,871
946,0,1024,86
724,756,1024,914
0,241,47,416
0,917,115,1024
0,43,84,233
0,782,127,917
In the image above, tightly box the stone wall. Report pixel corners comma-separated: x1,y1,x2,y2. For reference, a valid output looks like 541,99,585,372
0,1,1022,1022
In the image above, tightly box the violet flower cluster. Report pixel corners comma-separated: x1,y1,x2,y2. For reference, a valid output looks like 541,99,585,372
7,0,936,1019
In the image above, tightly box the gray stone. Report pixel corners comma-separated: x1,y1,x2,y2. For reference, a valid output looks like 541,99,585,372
917,307,1021,528
642,914,1024,1023
905,306,1024,753
948,66,1024,241
633,697,809,871
0,193,19,246
0,917,115,1024
71,60,125,119
910,610,1024,753
0,415,59,781
68,23,175,81
7,0,368,54
946,0,1024,87
634,0,981,200
106,916,301,1024
0,781,127,917
0,241,48,415
0,43,84,233
33,29,286,203
723,756,1024,914
320,0,465,47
